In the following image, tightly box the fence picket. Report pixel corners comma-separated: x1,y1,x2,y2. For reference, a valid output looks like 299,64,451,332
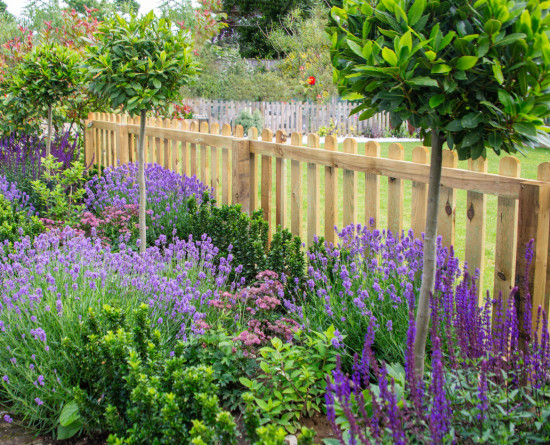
493,156,520,321
438,150,458,249
248,127,259,212
210,123,220,199
343,138,357,228
275,130,287,229
307,133,321,246
325,135,338,243
364,141,380,229
290,132,303,238
200,122,209,186
261,129,273,241
388,143,405,237
221,124,232,205
465,157,489,299
411,146,429,239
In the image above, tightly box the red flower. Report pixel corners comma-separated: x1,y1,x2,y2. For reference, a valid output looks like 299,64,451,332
307,76,316,86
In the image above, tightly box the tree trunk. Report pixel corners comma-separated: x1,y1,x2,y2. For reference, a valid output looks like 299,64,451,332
138,109,147,254
46,104,53,175
413,129,443,377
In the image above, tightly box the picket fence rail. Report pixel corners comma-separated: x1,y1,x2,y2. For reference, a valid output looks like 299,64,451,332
85,113,550,331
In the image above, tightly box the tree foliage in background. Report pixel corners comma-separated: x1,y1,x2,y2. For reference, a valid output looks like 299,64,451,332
220,0,313,58
268,1,336,101
329,0,550,375
0,8,106,137
86,12,197,253
5,44,83,162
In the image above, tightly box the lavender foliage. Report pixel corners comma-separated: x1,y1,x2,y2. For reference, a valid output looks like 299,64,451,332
0,228,240,432
290,223,457,364
0,132,79,203
84,162,211,243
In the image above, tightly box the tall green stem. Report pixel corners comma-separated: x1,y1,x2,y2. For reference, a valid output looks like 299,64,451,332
413,128,443,377
138,109,147,254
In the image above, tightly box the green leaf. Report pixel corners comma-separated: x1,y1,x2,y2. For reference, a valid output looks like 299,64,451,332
492,64,504,84
408,77,438,87
456,56,478,71
347,40,365,59
446,120,463,131
381,47,398,66
461,112,484,129
59,401,80,427
429,94,445,108
57,420,82,440
239,377,252,388
431,64,452,74
513,122,537,137
498,89,515,113
407,0,426,26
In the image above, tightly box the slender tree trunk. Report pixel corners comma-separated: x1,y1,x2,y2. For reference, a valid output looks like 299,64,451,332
138,109,147,254
413,129,443,377
46,104,53,175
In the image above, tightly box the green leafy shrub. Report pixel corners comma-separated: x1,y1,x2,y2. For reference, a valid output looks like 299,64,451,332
0,194,44,243
235,109,263,135
179,196,305,283
239,328,338,434
31,155,87,224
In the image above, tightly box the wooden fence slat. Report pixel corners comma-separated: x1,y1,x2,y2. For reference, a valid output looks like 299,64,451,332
438,150,458,249
364,141,380,229
117,115,129,166
275,130,287,229
261,129,274,241
181,120,189,176
290,132,302,238
465,157,488,299
411,146,429,239
387,143,404,237
248,127,259,212
155,118,162,165
171,119,180,174
307,133,321,246
324,135,338,243
515,182,550,333
232,138,251,213
537,162,550,313
210,123,220,199
343,138,357,228
163,119,170,169
221,124,232,205
200,122,209,186
189,121,198,177
493,156,521,322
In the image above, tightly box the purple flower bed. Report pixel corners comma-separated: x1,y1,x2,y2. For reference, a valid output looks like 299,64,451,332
0,228,242,431
326,242,550,443
84,162,211,242
0,175,35,215
288,223,458,364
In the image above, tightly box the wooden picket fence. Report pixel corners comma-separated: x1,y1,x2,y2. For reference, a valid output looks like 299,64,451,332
85,113,550,330
186,97,392,136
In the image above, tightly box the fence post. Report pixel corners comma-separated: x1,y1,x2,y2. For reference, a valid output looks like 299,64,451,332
538,162,550,313
515,182,550,335
232,138,251,214
117,115,129,166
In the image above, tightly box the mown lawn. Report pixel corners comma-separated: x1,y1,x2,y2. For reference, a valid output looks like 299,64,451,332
256,142,549,295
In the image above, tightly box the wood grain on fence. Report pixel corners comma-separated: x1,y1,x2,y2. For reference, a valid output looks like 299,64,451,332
411,146,429,240
438,150,458,249
388,143,404,237
365,141,381,229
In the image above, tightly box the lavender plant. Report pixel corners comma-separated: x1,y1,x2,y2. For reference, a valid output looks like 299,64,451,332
325,244,550,444
0,175,36,215
0,132,79,207
290,223,456,365
84,162,210,245
0,228,241,434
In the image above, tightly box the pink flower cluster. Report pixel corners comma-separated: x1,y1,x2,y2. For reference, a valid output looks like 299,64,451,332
233,318,300,354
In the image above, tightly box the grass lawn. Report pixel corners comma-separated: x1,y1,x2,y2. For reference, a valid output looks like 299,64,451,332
254,142,549,295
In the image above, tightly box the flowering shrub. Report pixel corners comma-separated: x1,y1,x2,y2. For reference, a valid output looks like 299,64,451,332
77,205,139,246
290,223,455,365
0,229,240,433
326,246,550,444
